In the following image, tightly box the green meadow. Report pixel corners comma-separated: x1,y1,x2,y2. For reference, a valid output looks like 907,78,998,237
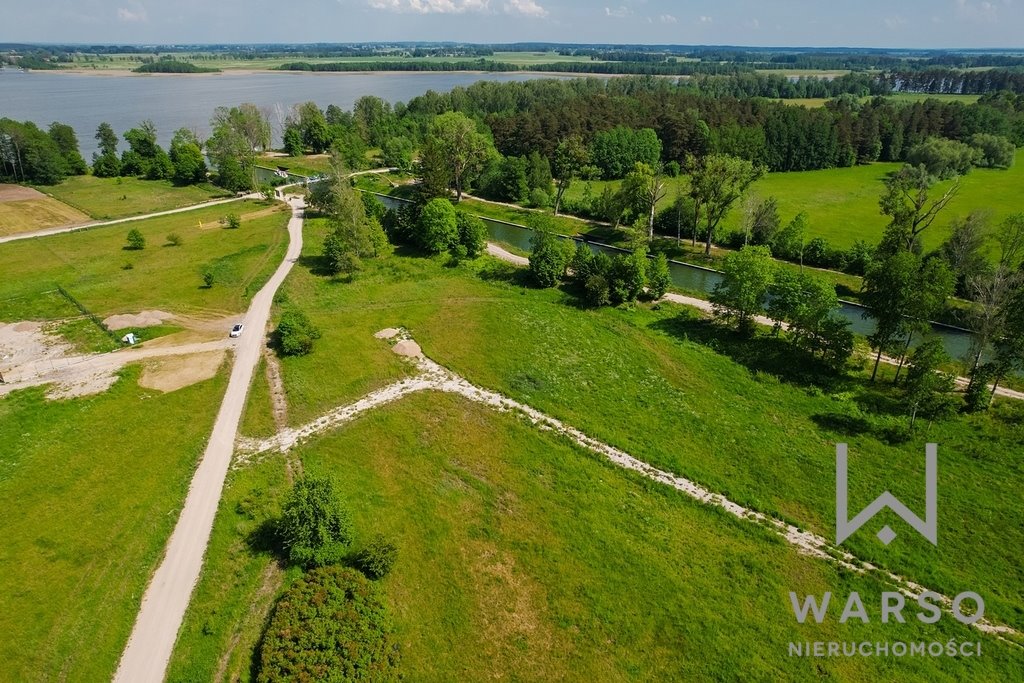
0,366,229,681
0,200,289,322
37,175,230,220
168,219,1024,680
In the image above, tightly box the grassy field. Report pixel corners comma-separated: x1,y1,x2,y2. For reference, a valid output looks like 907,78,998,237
0,364,229,681
0,192,90,236
36,176,230,220
0,200,289,323
167,220,1024,679
559,149,1024,251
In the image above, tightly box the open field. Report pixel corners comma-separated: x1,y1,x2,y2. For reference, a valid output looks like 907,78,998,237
169,391,1023,682
0,200,289,322
0,184,90,236
0,365,229,681
167,228,1024,679
36,176,230,220
558,149,1024,251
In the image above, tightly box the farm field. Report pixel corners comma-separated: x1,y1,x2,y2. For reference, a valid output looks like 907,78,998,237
0,184,89,236
167,225,1024,680
0,200,289,322
0,365,229,681
36,176,230,220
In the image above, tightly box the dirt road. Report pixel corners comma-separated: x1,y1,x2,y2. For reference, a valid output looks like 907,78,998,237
112,196,305,683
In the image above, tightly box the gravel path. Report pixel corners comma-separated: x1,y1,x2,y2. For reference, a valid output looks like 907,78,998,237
113,196,305,683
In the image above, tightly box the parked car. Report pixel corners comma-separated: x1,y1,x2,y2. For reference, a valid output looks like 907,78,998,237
230,323,244,338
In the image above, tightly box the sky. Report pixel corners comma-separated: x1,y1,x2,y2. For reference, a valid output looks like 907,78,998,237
4,0,1023,48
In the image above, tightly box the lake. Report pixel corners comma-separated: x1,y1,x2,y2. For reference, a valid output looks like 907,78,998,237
0,69,571,159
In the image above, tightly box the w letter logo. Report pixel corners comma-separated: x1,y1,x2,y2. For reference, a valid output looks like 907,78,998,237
835,443,937,546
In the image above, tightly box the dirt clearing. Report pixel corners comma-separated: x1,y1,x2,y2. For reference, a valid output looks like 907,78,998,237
0,184,90,236
139,350,225,393
104,310,176,330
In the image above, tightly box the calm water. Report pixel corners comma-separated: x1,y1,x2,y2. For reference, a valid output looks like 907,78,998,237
377,194,976,360
0,69,570,159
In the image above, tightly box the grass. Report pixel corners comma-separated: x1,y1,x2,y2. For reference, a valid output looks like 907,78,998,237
314,251,1024,624
559,149,1024,251
0,200,289,322
0,195,90,236
36,176,231,220
780,94,981,108
0,364,229,681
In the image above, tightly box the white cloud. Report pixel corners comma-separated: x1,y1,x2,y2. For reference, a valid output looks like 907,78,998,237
605,6,631,18
746,17,761,29
116,5,148,23
699,15,712,23
659,14,677,24
504,0,547,17
884,15,908,29
367,0,490,14
954,0,1001,21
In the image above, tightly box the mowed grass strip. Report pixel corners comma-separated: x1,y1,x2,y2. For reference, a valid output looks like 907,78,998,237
169,393,1024,682
36,176,230,220
272,240,1024,632
0,200,289,321
0,365,228,681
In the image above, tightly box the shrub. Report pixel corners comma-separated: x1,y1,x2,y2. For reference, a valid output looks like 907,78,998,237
125,228,145,250
647,252,671,299
257,566,401,683
528,228,572,288
259,184,275,201
664,160,681,177
454,212,488,259
278,476,353,568
356,534,399,579
528,187,550,208
224,213,242,230
201,269,214,288
609,250,647,304
275,309,322,357
584,274,611,307
165,233,182,247
418,197,459,254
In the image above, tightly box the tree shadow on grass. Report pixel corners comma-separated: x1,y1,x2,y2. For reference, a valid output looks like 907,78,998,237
477,260,534,288
650,313,848,391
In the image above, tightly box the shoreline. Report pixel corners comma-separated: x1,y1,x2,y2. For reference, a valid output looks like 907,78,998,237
11,67,633,78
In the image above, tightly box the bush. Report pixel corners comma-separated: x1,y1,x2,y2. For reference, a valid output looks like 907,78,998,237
356,534,399,579
647,252,671,299
165,233,182,247
125,228,145,250
418,197,459,254
584,274,611,306
275,309,322,357
278,476,354,568
528,187,550,208
224,213,241,230
664,160,681,177
455,212,488,259
841,239,874,276
609,250,647,304
906,138,979,179
201,269,214,287
528,228,572,288
257,566,401,683
259,184,275,201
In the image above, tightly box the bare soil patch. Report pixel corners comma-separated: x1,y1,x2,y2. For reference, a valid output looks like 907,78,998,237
0,184,46,202
139,350,225,393
104,310,176,330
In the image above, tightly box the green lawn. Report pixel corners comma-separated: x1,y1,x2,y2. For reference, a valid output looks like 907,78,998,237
170,391,1023,682
37,176,230,220
0,365,229,681
0,200,289,322
168,221,1024,679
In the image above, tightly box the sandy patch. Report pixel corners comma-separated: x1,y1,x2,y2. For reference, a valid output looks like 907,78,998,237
139,350,225,393
104,310,176,330
392,340,422,357
374,327,401,339
0,184,46,202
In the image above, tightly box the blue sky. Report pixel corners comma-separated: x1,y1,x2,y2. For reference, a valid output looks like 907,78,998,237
5,1,1023,48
